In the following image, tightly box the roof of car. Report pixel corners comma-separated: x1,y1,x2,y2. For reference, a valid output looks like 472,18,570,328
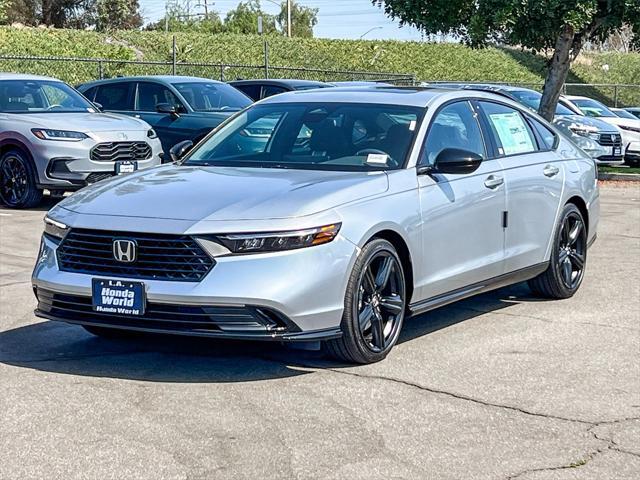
425,82,536,94
0,72,61,82
257,85,464,107
228,79,332,88
78,75,225,87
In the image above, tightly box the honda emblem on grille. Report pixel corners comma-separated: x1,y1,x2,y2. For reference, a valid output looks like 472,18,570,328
113,239,137,263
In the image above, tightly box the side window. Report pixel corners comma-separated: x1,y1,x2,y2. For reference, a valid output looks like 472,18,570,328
235,84,261,101
82,86,98,102
480,102,538,156
528,117,556,150
422,101,485,165
136,82,182,112
94,83,133,111
262,85,287,99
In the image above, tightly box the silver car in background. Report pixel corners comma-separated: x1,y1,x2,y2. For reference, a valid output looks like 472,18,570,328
0,74,162,208
33,87,599,364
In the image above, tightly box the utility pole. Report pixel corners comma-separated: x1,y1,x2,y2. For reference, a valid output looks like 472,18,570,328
287,0,292,37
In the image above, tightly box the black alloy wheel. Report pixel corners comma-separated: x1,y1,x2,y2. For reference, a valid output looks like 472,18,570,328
0,149,43,208
529,203,587,299
325,238,407,364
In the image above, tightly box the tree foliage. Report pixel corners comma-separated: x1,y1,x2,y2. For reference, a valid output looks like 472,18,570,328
277,0,318,38
374,0,640,119
96,0,142,31
224,0,277,35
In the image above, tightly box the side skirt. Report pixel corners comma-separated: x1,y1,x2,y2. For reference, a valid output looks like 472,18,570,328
409,262,549,317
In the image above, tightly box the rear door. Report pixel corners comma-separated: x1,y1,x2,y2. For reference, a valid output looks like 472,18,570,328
477,100,564,273
416,100,506,300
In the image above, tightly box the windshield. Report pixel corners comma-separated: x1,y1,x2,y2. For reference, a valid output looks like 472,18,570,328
572,98,617,118
0,80,95,113
510,90,575,116
185,102,423,171
173,82,251,112
613,109,638,120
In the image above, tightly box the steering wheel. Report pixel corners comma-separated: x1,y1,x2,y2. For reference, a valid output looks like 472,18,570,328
356,148,397,167
46,104,64,111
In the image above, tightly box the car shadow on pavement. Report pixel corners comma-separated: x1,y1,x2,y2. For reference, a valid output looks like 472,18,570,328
0,283,550,383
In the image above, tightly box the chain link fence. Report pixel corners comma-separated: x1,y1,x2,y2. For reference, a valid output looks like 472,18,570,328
427,80,639,107
0,54,416,87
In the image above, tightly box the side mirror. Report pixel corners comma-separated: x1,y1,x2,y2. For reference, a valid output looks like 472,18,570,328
156,103,179,117
421,148,483,175
169,140,193,162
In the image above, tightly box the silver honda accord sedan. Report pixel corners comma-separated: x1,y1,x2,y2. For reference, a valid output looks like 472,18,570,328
32,87,599,363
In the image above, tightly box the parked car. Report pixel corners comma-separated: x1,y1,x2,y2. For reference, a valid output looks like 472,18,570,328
0,73,162,208
611,107,640,120
77,76,252,156
34,86,598,364
228,79,332,101
624,107,640,119
560,95,640,167
425,83,624,165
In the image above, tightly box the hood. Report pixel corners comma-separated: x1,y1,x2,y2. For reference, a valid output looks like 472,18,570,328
595,116,640,130
57,164,389,221
11,112,150,133
554,114,619,133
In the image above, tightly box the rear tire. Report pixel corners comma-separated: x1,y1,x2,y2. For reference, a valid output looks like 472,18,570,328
0,148,43,208
528,203,587,299
324,239,407,364
82,325,138,339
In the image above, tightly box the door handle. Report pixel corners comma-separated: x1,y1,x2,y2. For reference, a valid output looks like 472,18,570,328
484,175,504,189
543,165,560,177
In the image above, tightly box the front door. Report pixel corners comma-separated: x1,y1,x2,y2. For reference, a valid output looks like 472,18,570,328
416,100,506,301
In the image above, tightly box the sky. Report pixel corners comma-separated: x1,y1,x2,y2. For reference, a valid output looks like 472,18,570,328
139,0,425,41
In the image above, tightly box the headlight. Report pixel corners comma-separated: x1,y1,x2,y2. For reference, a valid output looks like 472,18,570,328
619,125,640,134
31,129,89,141
215,223,341,253
569,126,599,140
147,128,158,139
43,216,69,240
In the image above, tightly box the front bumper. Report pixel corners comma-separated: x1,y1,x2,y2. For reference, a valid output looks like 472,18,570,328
31,136,163,190
32,233,356,340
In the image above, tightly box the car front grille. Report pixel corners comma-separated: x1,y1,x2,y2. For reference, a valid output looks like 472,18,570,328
90,142,152,162
57,229,215,282
36,289,293,335
86,172,114,184
597,133,622,147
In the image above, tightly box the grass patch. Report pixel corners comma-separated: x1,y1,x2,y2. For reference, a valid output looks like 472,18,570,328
599,166,640,174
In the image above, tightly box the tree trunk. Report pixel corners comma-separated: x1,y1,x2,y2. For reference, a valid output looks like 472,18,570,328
539,24,575,122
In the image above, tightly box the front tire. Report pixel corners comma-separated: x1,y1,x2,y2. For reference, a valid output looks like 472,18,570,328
0,148,43,208
528,203,587,299
325,239,407,364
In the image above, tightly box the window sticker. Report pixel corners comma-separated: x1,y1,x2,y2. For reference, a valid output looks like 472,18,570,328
366,153,388,165
488,112,535,155
409,120,417,131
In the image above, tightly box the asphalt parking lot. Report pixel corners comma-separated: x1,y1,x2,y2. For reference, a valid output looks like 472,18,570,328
0,183,638,480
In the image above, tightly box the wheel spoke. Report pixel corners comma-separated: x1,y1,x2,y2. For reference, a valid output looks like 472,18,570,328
568,219,583,246
370,310,384,349
569,251,584,270
561,258,573,286
358,303,374,331
380,294,403,314
558,249,569,264
363,266,376,294
375,256,394,290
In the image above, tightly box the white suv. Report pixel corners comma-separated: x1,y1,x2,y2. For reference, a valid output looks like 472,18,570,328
0,73,163,208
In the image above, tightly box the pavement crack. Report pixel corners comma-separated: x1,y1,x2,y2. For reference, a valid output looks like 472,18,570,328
306,366,593,425
505,447,606,480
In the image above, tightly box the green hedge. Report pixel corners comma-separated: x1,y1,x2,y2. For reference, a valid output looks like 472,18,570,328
1,27,638,105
